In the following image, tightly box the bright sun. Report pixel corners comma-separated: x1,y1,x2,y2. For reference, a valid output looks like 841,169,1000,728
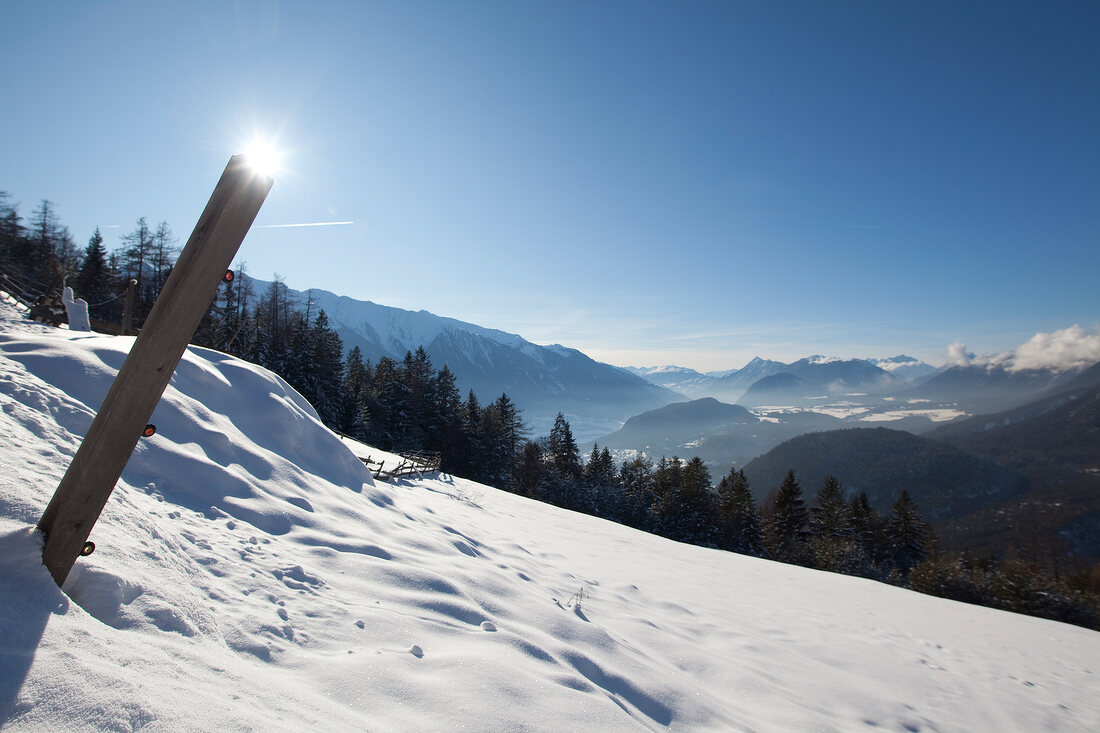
241,138,282,178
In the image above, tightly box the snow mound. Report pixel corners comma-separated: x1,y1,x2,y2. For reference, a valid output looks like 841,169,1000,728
2,299,1099,731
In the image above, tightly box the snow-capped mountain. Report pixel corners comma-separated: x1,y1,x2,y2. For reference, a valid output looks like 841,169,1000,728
867,354,939,382
625,357,790,402
709,357,790,400
781,356,898,393
622,365,705,380
618,365,709,398
274,284,679,437
629,356,900,405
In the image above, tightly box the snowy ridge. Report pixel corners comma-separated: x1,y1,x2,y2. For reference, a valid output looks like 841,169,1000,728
2,301,1099,731
302,287,538,358
804,354,843,365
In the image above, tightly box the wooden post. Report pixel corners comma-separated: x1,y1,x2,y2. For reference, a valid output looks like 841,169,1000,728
37,155,273,586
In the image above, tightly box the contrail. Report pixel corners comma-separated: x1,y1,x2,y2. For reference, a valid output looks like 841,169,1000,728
257,221,355,229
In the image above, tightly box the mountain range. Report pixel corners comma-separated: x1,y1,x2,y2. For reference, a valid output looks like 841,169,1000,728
244,278,1096,541
255,282,677,438
624,355,929,404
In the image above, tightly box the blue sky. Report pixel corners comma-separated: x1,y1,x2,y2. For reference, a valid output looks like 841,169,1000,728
3,1,1098,371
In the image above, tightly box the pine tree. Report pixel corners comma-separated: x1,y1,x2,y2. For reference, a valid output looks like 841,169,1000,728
431,365,465,472
398,347,435,451
0,192,24,272
340,346,371,437
807,476,867,573
885,490,929,576
73,228,113,320
307,310,344,427
252,277,295,372
651,456,683,503
515,440,544,497
765,469,809,563
716,468,765,556
365,356,401,449
619,456,655,530
657,457,719,547
580,443,620,516
493,395,525,464
489,394,526,490
809,476,852,540
282,309,313,398
849,492,889,570
478,401,508,487
548,413,580,482
542,413,581,508
590,447,626,520
26,200,75,288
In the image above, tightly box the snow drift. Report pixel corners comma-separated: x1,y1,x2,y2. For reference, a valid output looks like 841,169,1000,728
2,296,1099,731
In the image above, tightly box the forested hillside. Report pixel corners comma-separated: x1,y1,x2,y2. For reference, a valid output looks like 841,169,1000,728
3,188,1098,629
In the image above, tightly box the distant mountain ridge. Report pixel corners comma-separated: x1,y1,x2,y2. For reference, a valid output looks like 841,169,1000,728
741,427,1029,525
739,366,1100,563
597,397,846,478
627,355,932,404
906,362,1083,414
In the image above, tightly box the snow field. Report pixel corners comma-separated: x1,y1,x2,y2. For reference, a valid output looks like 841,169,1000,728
1,298,1099,731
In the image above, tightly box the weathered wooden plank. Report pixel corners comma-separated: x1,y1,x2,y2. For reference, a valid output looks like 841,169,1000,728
38,155,273,586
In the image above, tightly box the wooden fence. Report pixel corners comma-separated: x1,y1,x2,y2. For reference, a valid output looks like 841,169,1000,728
1,269,127,334
361,450,442,481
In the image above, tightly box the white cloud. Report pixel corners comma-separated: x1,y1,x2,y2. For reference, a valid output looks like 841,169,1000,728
947,325,1100,373
946,340,973,366
1011,325,1100,372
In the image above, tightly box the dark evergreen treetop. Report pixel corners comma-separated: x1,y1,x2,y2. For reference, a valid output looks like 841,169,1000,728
886,489,930,574
767,469,809,562
717,468,765,557
809,476,853,541
548,412,580,480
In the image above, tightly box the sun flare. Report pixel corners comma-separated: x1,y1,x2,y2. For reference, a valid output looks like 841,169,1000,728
240,138,282,178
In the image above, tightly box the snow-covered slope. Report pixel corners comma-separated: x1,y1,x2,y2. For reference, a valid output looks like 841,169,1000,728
2,297,1099,732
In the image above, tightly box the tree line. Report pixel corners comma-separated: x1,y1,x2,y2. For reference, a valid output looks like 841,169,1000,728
1,193,181,326
2,190,1096,629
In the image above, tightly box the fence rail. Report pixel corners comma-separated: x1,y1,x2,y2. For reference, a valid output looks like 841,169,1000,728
1,269,127,333
361,450,441,481
1,270,61,321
